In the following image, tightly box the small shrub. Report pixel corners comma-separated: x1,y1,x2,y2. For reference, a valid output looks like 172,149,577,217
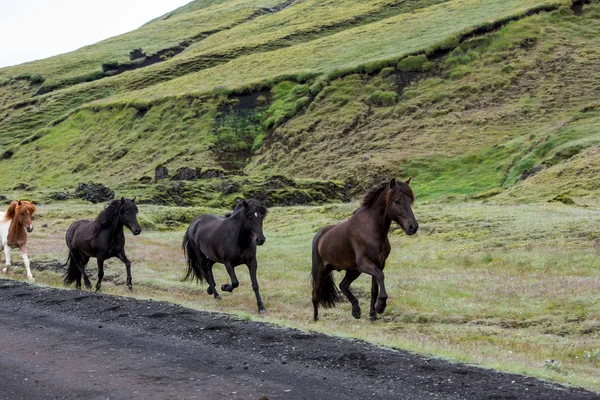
397,55,428,72
366,91,398,106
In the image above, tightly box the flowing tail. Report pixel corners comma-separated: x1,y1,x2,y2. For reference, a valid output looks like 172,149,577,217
182,221,206,283
311,229,340,309
63,251,81,286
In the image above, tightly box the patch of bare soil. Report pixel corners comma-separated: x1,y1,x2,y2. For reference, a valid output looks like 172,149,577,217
0,279,598,400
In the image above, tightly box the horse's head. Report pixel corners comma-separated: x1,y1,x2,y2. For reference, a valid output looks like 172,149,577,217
239,199,267,246
385,178,418,235
7,200,37,233
119,197,142,236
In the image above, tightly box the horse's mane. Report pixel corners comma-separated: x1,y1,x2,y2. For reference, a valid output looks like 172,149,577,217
358,180,415,211
360,182,390,209
91,199,124,237
226,199,267,218
4,200,37,221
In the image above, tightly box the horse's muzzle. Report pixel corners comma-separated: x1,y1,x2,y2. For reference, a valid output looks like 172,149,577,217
406,223,418,235
26,226,34,233
256,237,266,246
132,228,142,236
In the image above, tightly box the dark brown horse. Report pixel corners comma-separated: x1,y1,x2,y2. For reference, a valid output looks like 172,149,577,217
183,199,268,313
311,178,418,321
64,198,141,291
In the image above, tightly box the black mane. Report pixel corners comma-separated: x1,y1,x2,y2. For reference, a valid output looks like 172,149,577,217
226,199,267,218
360,181,389,209
358,180,415,212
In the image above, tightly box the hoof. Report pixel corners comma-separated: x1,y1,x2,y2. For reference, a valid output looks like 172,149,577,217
27,275,35,282
95,285,101,292
370,314,378,321
127,285,133,292
352,309,361,319
1,267,7,273
221,284,232,292
207,286,213,295
375,299,387,314
259,308,268,316
85,283,92,290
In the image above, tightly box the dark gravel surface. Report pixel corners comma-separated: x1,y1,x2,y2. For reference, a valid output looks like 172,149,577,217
0,279,598,400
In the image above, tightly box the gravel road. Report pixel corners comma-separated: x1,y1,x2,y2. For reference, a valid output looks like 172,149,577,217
0,279,598,400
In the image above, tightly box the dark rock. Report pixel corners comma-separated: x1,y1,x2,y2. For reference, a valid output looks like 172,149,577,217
220,181,239,195
262,175,296,190
0,195,7,201
150,182,188,206
52,192,69,201
74,183,115,203
155,165,169,181
138,176,152,184
520,165,544,181
1,150,13,159
129,48,146,61
12,183,34,191
199,168,225,179
549,194,575,205
172,167,199,181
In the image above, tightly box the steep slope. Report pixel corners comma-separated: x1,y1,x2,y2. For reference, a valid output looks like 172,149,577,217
1,0,598,207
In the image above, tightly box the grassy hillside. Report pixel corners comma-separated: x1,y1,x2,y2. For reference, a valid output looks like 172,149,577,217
4,0,597,208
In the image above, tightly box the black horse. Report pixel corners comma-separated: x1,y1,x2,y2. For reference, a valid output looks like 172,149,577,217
183,199,268,313
64,198,141,291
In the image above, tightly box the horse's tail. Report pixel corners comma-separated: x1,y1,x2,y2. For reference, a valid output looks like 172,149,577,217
63,251,81,286
311,229,340,309
182,220,206,283
63,224,80,286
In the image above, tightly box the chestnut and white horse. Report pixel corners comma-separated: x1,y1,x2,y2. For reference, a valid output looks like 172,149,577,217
0,200,36,281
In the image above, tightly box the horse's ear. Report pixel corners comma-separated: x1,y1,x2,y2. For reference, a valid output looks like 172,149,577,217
389,178,397,189
121,197,125,204
132,197,136,203
242,200,249,208
405,177,412,185
17,200,22,206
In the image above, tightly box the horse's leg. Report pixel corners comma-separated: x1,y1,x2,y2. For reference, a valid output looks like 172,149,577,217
357,258,387,320
1,242,7,273
20,245,34,281
71,252,86,290
205,261,221,300
4,245,11,271
369,276,379,321
246,259,266,313
80,255,91,289
221,262,239,292
117,250,133,290
95,258,105,292
339,269,361,319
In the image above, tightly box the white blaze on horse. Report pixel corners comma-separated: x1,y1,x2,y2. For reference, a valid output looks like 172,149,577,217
0,200,37,281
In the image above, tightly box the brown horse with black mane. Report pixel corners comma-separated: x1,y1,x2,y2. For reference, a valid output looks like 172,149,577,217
311,178,418,321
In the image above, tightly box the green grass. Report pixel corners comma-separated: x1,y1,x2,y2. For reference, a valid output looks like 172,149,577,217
104,0,565,102
5,201,599,392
